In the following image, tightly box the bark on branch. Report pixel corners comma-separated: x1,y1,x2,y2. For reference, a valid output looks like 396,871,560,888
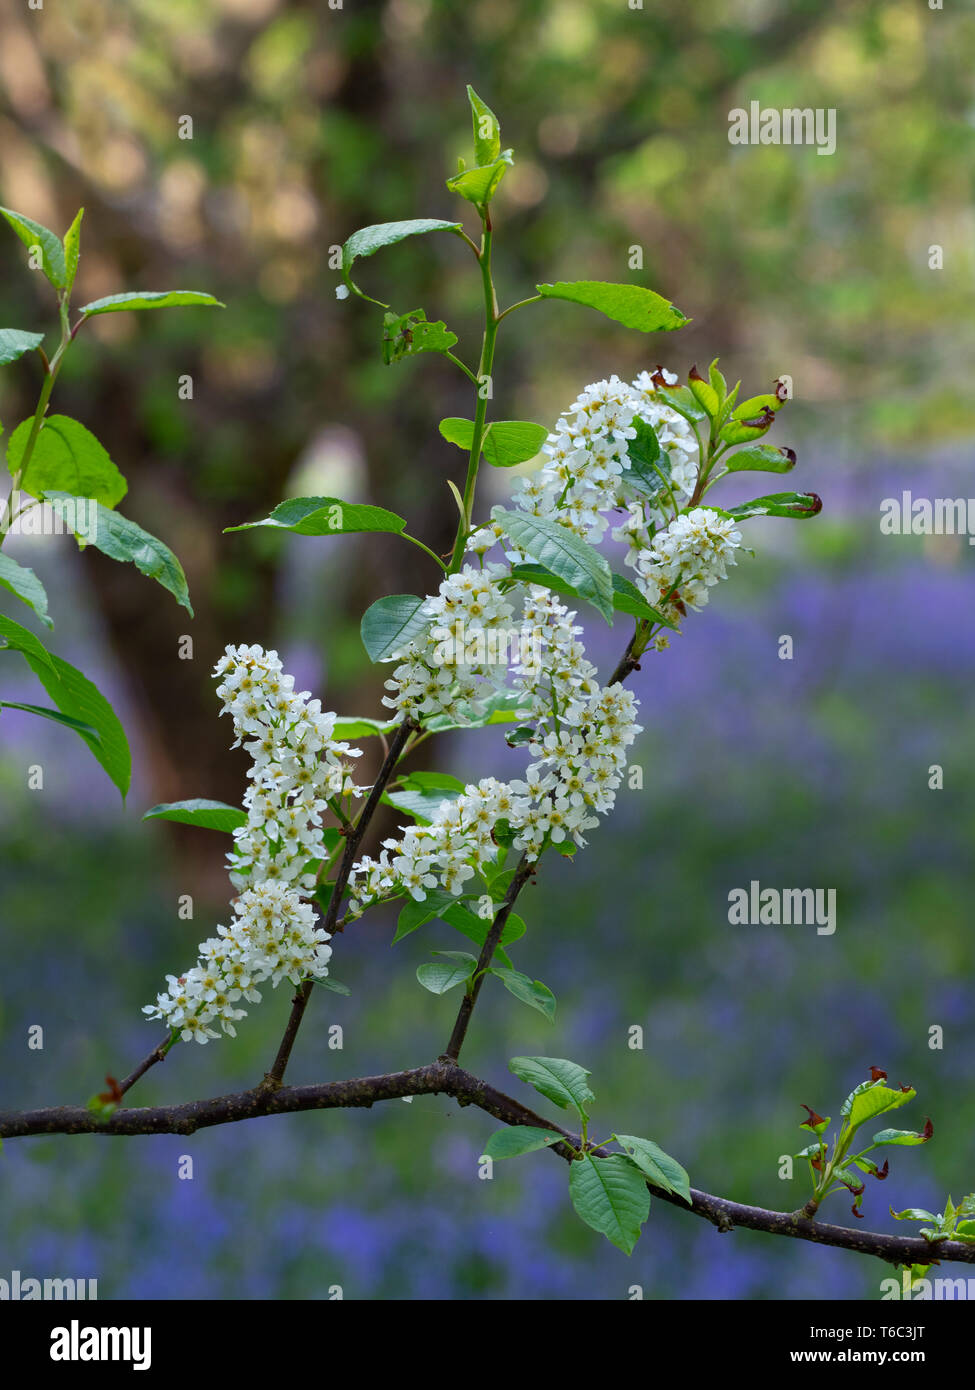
0,1059,968,1270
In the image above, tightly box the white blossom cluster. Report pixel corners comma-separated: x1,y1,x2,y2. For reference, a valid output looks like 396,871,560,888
348,367,746,916
514,368,699,543
144,645,363,1043
349,584,641,913
632,506,742,621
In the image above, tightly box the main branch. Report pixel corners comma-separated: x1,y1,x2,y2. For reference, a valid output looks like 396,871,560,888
1,1061,969,1270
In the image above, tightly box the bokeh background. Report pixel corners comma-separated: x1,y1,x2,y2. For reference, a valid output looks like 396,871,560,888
1,0,974,1300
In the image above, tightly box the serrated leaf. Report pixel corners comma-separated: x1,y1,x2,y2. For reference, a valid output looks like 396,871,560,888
7,416,127,508
535,280,688,333
0,329,44,367
416,952,476,994
871,1127,931,1147
80,291,224,316
489,966,556,1021
613,1134,692,1204
0,207,66,287
342,220,463,299
46,495,192,613
569,1154,650,1254
21,647,131,796
360,593,430,662
843,1081,916,1129
143,799,247,832
225,496,407,537
483,1126,562,1160
0,553,52,627
493,507,613,622
724,444,796,474
508,1055,594,1118
446,156,511,207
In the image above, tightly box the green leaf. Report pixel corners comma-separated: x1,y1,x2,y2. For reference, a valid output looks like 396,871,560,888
467,85,501,166
416,952,476,995
535,280,688,333
0,702,97,738
332,716,396,740
80,291,224,317
871,1127,932,1147
446,156,512,207
7,416,127,508
360,593,430,662
46,495,193,614
492,507,613,622
394,888,469,944
143,799,247,832
483,1126,563,1160
489,967,556,1021
842,1081,916,1129
510,562,676,629
648,382,707,425
613,1134,692,1204
382,308,458,364
569,1154,650,1255
688,366,719,417
225,496,407,537
21,647,131,796
442,901,524,968
733,392,786,420
890,1207,939,1223
508,1055,594,1119
0,553,52,627
385,784,463,824
621,418,667,498
342,220,463,299
0,329,44,367
610,572,678,628
0,612,56,675
0,207,66,288
727,491,822,522
63,208,83,292
723,444,797,474
308,975,351,996
439,418,548,468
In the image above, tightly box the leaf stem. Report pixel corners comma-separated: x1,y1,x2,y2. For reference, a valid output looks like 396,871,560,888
447,214,499,573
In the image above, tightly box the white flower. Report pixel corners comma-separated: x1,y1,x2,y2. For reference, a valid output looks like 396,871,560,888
145,646,361,1043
